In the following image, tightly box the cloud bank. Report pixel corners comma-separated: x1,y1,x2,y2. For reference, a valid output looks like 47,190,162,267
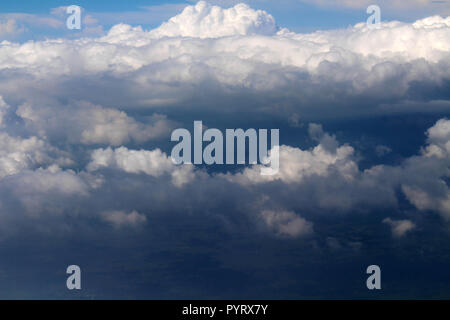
0,1,448,120
0,1,447,242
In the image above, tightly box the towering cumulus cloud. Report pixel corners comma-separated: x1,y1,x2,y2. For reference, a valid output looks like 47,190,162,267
149,1,278,38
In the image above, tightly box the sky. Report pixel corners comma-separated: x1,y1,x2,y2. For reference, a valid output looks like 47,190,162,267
2,0,450,40
0,1,449,299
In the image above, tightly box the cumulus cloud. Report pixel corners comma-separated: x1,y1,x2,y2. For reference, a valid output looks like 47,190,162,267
0,2,448,298
0,166,88,222
87,147,196,187
226,118,450,219
149,1,277,38
260,210,313,238
0,1,447,241
16,101,173,146
0,131,72,179
383,218,416,238
0,2,447,121
227,123,357,185
425,118,450,157
397,119,450,219
7,166,87,197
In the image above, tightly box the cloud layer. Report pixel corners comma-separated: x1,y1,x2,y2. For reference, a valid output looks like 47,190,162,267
0,1,447,243
0,1,448,121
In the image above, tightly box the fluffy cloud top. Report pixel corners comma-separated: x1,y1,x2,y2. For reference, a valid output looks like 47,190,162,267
0,2,447,111
228,124,357,185
0,132,72,179
87,147,195,187
149,1,277,38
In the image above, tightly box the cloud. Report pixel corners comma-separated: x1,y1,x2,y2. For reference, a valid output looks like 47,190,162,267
383,218,416,238
398,119,450,219
87,147,196,187
375,145,392,157
0,96,10,126
0,2,446,241
0,19,25,38
0,115,447,240
226,124,357,185
149,1,277,38
226,118,450,218
260,209,313,238
0,131,72,179
101,210,147,228
7,166,87,197
425,118,450,155
1,13,63,29
0,8,105,40
16,101,174,146
0,2,447,123
0,166,88,223
0,1,447,298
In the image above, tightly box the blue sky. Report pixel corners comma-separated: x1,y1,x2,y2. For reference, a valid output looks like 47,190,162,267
1,0,448,41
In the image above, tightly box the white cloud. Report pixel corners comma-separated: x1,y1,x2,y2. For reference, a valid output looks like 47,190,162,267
226,118,450,219
101,210,147,228
8,166,87,196
399,119,450,219
0,2,447,120
424,118,450,157
0,131,72,179
149,1,277,38
79,110,171,145
87,147,196,187
383,218,416,238
260,210,313,238
227,124,357,185
0,166,89,219
0,1,447,238
16,101,173,146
